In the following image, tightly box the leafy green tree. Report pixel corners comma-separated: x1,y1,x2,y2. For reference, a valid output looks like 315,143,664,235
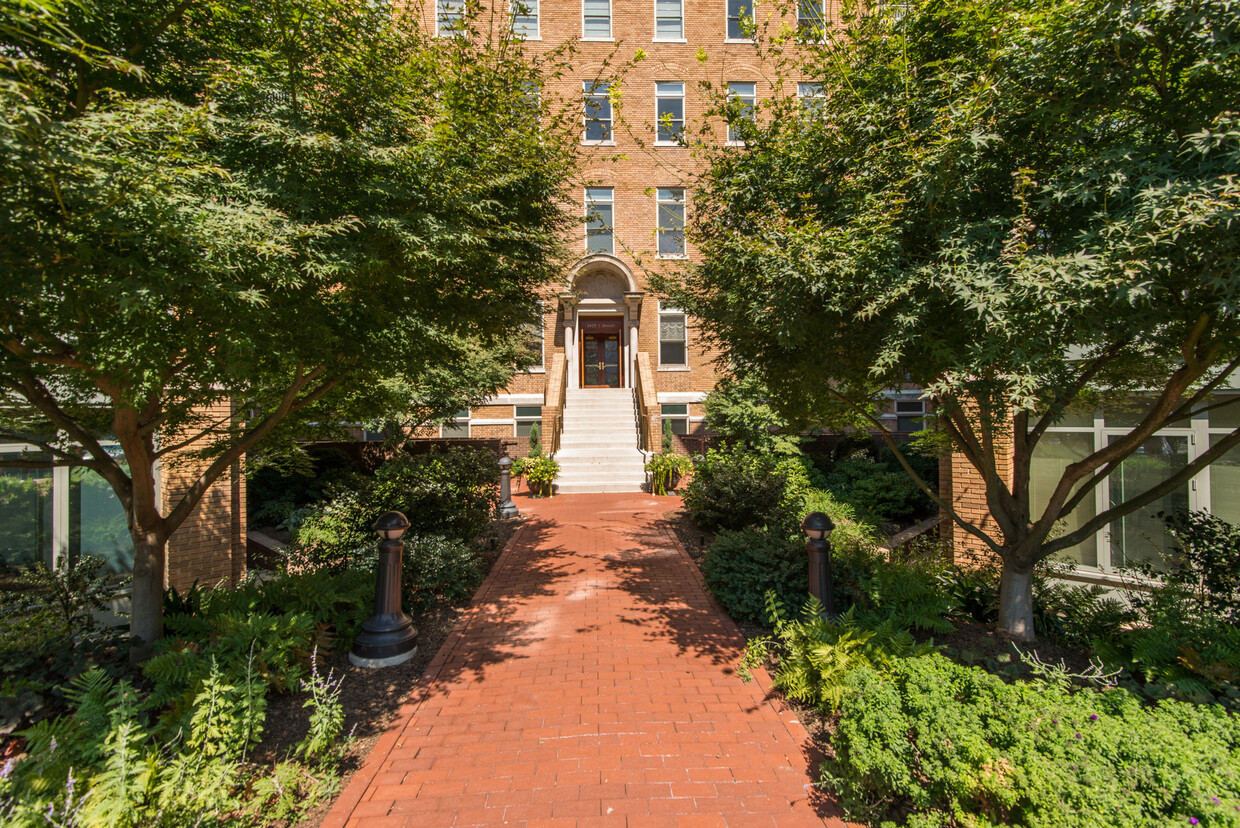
667,0,1240,638
703,375,805,456
0,0,575,652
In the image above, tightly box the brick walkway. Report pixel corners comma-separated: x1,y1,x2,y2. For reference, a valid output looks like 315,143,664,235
324,493,851,828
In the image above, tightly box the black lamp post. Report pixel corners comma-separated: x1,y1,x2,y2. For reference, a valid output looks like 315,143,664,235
498,456,520,518
801,511,836,618
349,511,418,668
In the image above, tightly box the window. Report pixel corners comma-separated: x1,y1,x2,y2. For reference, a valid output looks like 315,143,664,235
583,81,613,143
583,0,611,38
437,0,464,35
655,0,684,40
895,399,925,432
726,81,756,143
585,187,614,254
797,0,824,38
1,446,133,575
661,404,689,436
512,0,538,38
656,188,686,258
441,409,470,438
726,0,754,39
655,82,685,143
798,82,825,117
1027,397,1240,573
659,303,687,366
515,405,543,438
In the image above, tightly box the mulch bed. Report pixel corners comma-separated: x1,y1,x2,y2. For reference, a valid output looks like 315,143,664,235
247,516,521,828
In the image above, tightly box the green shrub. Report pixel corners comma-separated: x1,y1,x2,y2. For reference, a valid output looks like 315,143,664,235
702,527,808,625
799,488,881,556
646,452,692,496
402,534,483,615
248,448,365,529
287,447,500,570
825,457,930,523
522,454,559,497
826,652,1240,827
683,448,807,532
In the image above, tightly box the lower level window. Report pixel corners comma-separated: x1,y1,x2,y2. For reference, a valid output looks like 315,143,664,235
441,410,470,438
515,405,542,437
661,404,689,435
0,448,133,574
895,399,925,432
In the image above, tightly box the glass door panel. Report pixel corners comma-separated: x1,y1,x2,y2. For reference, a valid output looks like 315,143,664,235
582,337,602,387
70,466,133,575
1107,434,1189,571
602,336,620,388
1210,435,1240,525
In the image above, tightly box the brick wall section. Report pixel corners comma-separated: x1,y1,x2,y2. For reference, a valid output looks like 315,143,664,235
417,0,811,419
941,432,1014,567
161,403,246,592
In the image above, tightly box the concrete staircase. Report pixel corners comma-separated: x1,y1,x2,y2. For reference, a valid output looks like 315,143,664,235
554,388,647,493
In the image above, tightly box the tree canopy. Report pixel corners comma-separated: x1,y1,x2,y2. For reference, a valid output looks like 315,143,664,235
0,0,576,649
666,0,1240,637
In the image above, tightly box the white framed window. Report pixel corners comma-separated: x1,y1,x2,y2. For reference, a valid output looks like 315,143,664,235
585,187,614,255
656,188,686,258
726,81,756,144
797,0,824,38
654,0,684,40
512,0,539,38
0,444,133,575
655,82,685,144
726,0,755,39
515,405,543,438
661,404,689,435
437,0,465,36
895,399,925,432
440,409,470,438
658,302,688,367
1029,396,1240,574
583,81,613,143
583,0,612,39
798,82,825,117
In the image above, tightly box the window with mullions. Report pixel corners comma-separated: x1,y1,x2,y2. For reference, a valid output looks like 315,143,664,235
797,0,824,38
726,81,756,143
515,405,543,437
661,404,689,435
798,82,825,117
585,187,614,254
655,82,685,143
512,0,538,38
583,0,612,38
895,399,925,432
656,188,686,258
1028,396,1240,573
0,446,133,574
437,0,464,35
440,409,470,438
658,303,687,367
655,0,684,39
726,0,754,39
583,81,613,143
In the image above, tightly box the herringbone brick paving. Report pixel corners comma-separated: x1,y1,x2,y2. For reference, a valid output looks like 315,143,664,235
324,493,851,827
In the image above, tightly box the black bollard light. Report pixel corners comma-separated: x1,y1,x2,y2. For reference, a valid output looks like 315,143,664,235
801,511,836,618
349,511,418,668
498,456,520,518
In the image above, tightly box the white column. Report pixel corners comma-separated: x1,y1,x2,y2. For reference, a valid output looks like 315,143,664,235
565,318,577,390
629,322,639,389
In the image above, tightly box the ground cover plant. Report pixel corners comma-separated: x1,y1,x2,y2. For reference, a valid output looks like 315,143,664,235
0,569,371,826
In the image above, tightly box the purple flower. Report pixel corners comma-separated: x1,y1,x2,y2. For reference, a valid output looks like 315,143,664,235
1089,714,1099,721
1213,797,1221,804
1190,819,1199,825
1075,733,1082,739
0,759,14,780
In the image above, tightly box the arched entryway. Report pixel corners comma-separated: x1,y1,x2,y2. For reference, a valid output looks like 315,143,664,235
561,255,644,390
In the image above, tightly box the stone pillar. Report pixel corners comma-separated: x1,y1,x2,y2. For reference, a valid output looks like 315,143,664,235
624,291,644,393
559,291,577,390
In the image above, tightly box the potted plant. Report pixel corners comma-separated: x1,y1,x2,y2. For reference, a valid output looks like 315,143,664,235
524,455,560,497
646,421,693,496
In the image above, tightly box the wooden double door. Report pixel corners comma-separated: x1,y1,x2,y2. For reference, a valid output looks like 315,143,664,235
580,316,624,388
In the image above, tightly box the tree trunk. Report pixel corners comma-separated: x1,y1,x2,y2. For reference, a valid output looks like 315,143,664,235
129,531,166,662
997,564,1035,640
